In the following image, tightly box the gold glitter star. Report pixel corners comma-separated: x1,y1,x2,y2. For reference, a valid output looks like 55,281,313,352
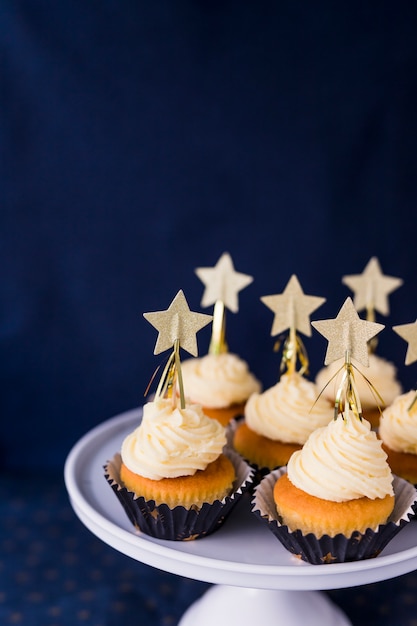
342,257,403,316
261,274,326,337
321,552,337,564
195,252,253,313
393,319,417,365
311,297,384,366
143,290,212,356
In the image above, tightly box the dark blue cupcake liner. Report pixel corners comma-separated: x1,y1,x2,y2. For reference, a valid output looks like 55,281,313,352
252,467,417,564
104,447,254,541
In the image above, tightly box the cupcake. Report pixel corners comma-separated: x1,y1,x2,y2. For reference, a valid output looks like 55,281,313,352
379,390,417,484
183,251,260,425
323,256,404,428
232,273,330,470
253,410,417,563
253,296,416,563
181,352,261,426
105,397,253,540
232,370,334,471
315,353,402,428
105,289,254,540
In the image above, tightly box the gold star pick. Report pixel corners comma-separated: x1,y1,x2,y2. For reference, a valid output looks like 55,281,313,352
261,274,326,337
195,252,253,313
143,290,212,357
311,297,384,367
393,319,417,366
342,257,403,317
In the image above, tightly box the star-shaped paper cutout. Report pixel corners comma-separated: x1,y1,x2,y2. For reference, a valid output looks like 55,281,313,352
342,257,403,316
143,290,212,356
195,252,253,313
261,274,326,337
311,297,384,366
393,319,417,365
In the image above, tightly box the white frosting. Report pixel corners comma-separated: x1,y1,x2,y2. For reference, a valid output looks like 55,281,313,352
315,353,402,409
121,399,227,480
379,389,417,454
244,372,334,444
181,353,261,408
287,411,394,502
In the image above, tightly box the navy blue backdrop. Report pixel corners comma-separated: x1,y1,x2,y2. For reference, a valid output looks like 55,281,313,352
3,1,417,472
2,3,417,626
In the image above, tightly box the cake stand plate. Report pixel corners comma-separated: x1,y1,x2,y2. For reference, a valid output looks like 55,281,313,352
64,408,417,626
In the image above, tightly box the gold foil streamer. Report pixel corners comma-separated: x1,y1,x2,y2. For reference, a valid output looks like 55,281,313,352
278,327,309,377
143,290,212,410
153,340,186,409
314,352,385,421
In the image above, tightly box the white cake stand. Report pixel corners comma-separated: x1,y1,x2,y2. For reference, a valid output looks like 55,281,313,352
64,408,417,626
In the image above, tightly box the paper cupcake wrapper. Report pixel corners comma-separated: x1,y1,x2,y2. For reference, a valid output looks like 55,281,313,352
226,419,288,487
104,447,254,541
252,467,417,564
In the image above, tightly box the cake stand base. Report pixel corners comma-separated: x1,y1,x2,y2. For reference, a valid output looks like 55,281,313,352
178,585,352,626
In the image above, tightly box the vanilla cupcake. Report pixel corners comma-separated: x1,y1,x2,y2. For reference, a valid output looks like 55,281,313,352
180,352,261,426
315,353,402,427
105,398,253,540
253,410,417,563
233,371,334,471
379,390,417,484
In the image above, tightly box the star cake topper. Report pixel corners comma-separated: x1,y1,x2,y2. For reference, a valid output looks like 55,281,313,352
261,274,326,338
393,319,417,366
342,257,403,318
261,275,326,376
195,252,253,354
143,290,212,407
195,251,253,313
311,297,384,367
312,297,385,420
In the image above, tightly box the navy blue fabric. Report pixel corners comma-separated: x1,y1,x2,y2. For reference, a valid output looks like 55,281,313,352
1,471,417,626
2,3,417,624
2,1,417,471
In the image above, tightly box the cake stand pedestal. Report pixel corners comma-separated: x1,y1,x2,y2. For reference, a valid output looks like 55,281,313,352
64,408,417,626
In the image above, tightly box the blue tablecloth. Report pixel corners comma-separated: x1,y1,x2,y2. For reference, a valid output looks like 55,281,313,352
1,471,417,626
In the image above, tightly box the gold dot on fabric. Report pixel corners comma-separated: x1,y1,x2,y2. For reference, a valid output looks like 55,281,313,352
43,568,59,581
25,555,41,567
79,591,94,602
26,592,44,603
111,601,128,613
89,569,103,581
14,571,31,584
2,539,15,552
8,613,23,624
403,593,416,606
406,577,417,589
353,594,367,606
47,606,61,616
62,551,78,565
63,579,77,591
145,598,157,610
76,609,91,621
378,604,391,616
33,510,49,524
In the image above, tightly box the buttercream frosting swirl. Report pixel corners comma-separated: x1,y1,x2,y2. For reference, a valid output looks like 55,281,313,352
121,399,227,480
181,353,261,408
315,354,402,409
379,390,417,454
245,372,333,444
287,411,394,502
